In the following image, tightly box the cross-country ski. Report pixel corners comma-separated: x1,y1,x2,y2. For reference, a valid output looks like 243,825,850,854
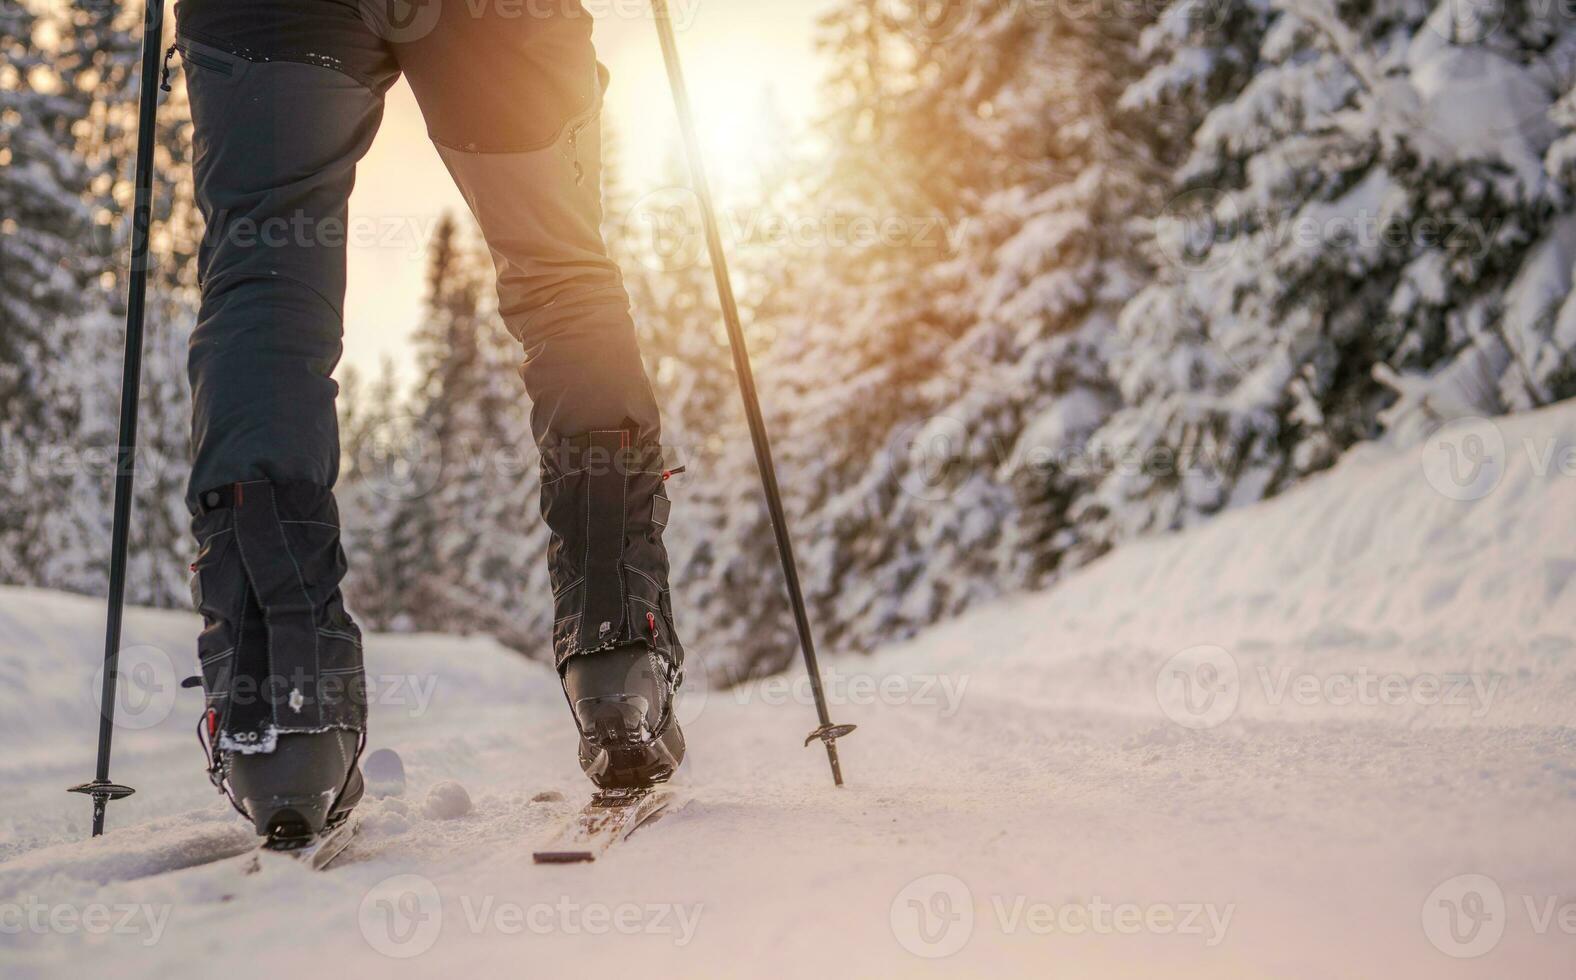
533,787,683,864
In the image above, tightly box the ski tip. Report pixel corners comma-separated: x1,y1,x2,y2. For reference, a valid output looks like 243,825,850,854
534,850,597,865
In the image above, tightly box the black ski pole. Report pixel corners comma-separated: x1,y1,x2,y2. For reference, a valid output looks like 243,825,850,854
69,0,165,836
651,0,856,786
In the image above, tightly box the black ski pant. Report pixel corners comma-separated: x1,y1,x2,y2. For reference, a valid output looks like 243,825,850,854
178,0,683,754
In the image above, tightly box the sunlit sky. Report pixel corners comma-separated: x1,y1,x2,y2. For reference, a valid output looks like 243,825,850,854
343,0,839,385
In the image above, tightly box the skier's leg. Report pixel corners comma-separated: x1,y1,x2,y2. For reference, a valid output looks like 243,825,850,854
396,7,684,787
394,7,660,446
181,0,397,500
176,0,399,839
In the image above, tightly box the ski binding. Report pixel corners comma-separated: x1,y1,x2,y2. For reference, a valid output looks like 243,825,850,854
244,815,360,873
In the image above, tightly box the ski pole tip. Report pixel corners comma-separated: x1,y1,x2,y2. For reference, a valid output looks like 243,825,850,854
805,723,855,786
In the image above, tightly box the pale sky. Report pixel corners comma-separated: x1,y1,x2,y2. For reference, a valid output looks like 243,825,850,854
342,0,840,385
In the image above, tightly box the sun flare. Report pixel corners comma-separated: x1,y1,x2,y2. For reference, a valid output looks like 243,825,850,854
595,20,823,197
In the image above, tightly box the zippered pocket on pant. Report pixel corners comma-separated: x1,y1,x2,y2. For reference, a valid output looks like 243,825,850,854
564,98,601,186
180,45,234,76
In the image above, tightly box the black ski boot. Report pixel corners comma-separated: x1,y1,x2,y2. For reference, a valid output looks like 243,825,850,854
541,430,687,789
563,645,685,790
189,483,370,849
223,731,364,846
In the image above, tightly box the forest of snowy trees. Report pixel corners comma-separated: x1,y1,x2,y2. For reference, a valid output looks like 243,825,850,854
1,0,196,609
5,0,1576,681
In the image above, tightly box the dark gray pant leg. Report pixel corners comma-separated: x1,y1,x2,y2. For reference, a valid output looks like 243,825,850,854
182,36,388,507
434,115,663,447
175,8,398,751
396,11,682,672
393,5,661,447
435,116,683,672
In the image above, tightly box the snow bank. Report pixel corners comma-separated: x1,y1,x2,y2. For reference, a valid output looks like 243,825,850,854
2,403,1575,978
1038,401,1576,679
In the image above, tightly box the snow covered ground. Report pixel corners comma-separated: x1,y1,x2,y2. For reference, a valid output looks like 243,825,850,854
3,403,1575,978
